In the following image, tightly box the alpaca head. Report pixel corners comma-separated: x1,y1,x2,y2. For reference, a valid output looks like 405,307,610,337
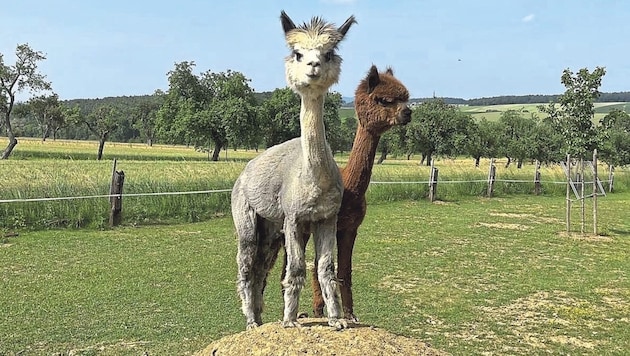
281,11,356,96
354,65,411,135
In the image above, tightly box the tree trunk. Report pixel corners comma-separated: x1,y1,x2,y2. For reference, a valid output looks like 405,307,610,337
504,156,511,168
475,156,481,167
1,113,18,159
147,137,153,147
376,145,388,164
517,158,523,169
211,142,222,161
97,137,107,160
425,152,433,166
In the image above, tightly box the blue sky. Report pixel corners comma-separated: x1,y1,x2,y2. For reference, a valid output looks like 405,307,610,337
2,0,629,101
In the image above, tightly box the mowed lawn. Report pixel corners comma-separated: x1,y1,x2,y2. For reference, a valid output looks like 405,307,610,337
1,193,629,355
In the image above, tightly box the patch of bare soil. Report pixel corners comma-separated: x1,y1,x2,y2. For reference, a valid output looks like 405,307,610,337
195,318,447,356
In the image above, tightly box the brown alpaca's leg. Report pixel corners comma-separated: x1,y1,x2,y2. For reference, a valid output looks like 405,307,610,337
311,255,325,317
337,228,358,321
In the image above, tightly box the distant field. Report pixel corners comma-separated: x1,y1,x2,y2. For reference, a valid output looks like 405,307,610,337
341,102,630,122
460,102,630,122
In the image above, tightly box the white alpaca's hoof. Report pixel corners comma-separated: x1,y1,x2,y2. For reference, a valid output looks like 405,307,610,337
281,320,300,328
328,318,348,330
246,322,260,330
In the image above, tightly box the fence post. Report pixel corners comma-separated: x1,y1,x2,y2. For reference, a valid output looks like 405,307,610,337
608,164,614,193
534,160,542,195
429,159,438,202
580,158,585,235
566,154,571,233
593,149,598,235
487,158,496,197
109,159,125,227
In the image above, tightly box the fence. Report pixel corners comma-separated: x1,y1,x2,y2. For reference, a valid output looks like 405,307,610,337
0,158,619,230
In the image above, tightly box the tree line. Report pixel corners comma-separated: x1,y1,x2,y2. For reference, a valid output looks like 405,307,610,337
2,43,630,167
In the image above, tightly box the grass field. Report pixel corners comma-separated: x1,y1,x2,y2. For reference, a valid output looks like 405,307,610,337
1,138,628,231
1,194,629,355
1,137,629,354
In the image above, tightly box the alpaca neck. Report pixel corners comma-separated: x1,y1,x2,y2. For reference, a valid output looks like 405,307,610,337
343,125,380,194
299,94,333,171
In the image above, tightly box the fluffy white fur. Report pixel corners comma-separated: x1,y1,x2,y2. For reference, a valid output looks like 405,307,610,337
232,11,356,330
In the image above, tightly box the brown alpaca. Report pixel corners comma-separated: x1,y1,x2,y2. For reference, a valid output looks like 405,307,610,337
291,65,411,321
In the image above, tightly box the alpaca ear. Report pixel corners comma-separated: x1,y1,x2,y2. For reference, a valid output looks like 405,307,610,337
366,65,380,94
337,15,357,37
280,11,297,34
385,67,394,76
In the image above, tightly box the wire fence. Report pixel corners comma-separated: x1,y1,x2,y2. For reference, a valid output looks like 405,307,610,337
0,179,580,204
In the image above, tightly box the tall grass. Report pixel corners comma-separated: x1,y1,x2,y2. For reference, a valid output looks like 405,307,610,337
1,139,628,230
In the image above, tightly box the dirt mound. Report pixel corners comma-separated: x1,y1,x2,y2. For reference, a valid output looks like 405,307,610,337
195,318,446,356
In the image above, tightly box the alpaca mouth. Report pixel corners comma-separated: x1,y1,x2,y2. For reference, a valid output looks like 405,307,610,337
307,74,320,79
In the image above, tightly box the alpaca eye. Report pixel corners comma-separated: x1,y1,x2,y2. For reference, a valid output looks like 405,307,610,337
324,51,334,62
293,51,303,62
376,97,394,106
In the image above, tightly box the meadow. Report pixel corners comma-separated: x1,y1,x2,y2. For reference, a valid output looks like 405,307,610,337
1,194,629,355
2,137,630,355
3,138,627,231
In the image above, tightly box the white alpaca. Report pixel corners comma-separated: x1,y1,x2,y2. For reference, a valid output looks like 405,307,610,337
231,11,356,330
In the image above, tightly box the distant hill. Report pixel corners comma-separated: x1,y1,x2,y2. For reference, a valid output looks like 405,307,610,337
344,91,630,107
62,91,630,110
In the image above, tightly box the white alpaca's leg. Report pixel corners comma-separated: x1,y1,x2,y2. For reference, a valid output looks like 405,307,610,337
313,217,347,330
281,219,306,327
233,192,261,329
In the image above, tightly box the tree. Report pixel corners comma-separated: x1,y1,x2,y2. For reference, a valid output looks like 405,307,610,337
1,44,51,159
74,105,122,160
465,118,503,167
258,87,301,147
598,109,630,167
155,63,258,160
404,99,473,165
131,93,163,146
539,67,606,158
498,110,537,168
23,93,66,141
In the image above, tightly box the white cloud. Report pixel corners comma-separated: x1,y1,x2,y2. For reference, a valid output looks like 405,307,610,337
522,14,535,23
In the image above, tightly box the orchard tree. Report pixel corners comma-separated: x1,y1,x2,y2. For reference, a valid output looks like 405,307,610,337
131,93,163,146
465,118,503,167
24,93,65,141
405,99,474,165
74,105,122,160
598,109,630,167
498,110,537,168
539,66,606,158
259,87,301,147
156,62,258,160
1,44,51,159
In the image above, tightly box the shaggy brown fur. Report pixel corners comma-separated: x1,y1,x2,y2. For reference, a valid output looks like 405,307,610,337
292,65,411,321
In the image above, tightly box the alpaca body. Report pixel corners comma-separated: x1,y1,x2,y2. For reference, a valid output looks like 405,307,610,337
306,66,411,321
233,11,355,330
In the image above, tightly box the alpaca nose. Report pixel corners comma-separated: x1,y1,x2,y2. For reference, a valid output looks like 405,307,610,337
307,60,321,68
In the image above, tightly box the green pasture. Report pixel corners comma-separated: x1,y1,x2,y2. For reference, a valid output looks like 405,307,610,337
1,138,629,231
459,102,630,122
1,194,629,355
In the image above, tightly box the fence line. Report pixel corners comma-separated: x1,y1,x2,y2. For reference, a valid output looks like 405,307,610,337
0,189,232,204
0,179,589,204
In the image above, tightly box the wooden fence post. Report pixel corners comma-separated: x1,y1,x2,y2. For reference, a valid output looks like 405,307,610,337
534,160,542,195
580,158,586,235
593,149,598,235
109,159,125,227
608,164,614,193
429,159,438,202
487,158,496,197
566,154,571,233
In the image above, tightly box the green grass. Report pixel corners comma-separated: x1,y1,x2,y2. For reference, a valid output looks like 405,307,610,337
2,193,629,355
1,139,629,231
